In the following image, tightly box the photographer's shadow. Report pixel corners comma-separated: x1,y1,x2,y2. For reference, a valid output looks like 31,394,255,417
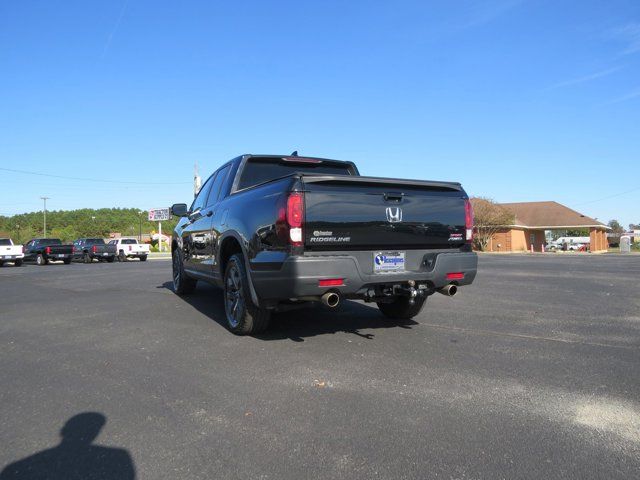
0,412,135,480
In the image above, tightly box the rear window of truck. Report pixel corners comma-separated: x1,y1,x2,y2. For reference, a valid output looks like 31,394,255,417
0,239,11,246
237,158,353,190
121,239,137,244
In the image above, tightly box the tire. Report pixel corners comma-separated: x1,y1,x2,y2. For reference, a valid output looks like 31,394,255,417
223,254,271,335
0,261,3,267
377,296,427,320
139,255,147,262
172,247,197,295
106,256,115,263
36,254,47,266
63,258,71,265
83,252,91,264
14,259,23,267
118,251,126,262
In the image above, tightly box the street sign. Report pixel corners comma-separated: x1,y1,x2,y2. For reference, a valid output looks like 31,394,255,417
148,208,170,221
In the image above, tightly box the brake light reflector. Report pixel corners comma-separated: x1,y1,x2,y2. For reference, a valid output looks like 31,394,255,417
318,278,344,287
464,199,474,242
286,192,304,246
446,272,464,280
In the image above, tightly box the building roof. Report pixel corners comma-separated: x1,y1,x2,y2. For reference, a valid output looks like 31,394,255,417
498,201,608,230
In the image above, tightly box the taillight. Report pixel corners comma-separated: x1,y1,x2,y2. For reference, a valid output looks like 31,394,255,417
45,246,51,254
21,245,25,254
286,192,304,246
92,245,97,253
128,245,132,251
464,199,474,242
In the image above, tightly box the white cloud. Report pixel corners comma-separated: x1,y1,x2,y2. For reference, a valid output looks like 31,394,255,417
547,67,622,90
610,23,640,55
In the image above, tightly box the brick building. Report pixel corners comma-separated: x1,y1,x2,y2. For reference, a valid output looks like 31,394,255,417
483,201,609,253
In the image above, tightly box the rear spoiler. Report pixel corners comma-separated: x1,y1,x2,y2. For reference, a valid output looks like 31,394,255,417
300,174,463,192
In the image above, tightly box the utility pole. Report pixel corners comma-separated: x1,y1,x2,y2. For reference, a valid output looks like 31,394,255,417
40,197,50,237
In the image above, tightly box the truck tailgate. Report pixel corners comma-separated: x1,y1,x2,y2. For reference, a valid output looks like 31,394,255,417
302,175,468,250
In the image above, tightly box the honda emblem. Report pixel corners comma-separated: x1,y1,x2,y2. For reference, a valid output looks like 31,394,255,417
385,207,402,223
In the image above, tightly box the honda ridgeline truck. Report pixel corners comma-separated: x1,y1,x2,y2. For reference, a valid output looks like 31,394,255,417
171,154,477,335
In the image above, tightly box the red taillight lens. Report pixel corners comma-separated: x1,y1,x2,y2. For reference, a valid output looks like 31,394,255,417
318,278,344,287
45,246,51,254
287,193,304,228
464,199,474,242
128,245,132,251
286,192,304,245
446,272,465,280
92,245,97,253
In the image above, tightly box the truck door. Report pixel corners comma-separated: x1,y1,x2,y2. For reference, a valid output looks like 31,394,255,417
182,175,215,275
204,163,231,279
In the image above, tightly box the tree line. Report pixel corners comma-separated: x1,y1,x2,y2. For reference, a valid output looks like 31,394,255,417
0,208,179,244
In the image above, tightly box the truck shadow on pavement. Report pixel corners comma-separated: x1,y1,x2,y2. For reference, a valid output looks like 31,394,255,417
0,412,136,480
159,281,418,342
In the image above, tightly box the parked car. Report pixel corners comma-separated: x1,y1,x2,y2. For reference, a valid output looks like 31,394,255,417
107,238,150,262
0,238,24,267
23,238,73,265
72,238,117,263
170,153,477,335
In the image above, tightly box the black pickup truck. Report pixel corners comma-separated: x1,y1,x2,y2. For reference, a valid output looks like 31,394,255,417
23,238,73,265
171,154,477,335
72,238,117,263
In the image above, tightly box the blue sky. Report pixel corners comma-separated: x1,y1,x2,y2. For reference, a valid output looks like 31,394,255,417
1,0,639,227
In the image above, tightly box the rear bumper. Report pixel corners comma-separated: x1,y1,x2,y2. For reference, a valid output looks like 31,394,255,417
44,253,72,260
251,250,477,301
1,254,24,260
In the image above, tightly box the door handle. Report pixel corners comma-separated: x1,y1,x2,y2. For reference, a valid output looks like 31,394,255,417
384,192,404,202
206,210,213,217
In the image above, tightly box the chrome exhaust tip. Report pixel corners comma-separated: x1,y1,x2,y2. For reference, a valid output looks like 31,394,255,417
437,284,458,297
321,292,341,308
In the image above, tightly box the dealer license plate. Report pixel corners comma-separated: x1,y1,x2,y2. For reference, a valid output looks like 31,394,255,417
373,251,405,273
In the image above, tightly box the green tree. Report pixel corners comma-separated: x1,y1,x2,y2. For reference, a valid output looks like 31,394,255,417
607,219,624,233
470,197,516,251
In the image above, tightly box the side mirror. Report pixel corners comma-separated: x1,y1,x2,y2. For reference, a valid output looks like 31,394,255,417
171,203,189,217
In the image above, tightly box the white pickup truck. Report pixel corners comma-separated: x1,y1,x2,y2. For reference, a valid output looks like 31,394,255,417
107,238,150,262
0,238,24,266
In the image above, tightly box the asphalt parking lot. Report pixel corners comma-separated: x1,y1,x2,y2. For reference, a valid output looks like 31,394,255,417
1,255,638,479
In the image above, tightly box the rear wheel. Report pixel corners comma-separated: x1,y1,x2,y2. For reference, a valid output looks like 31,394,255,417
223,254,271,335
0,261,3,267
63,258,71,265
118,250,126,262
377,296,427,320
14,259,23,267
139,255,147,262
83,252,91,264
36,254,47,266
172,248,197,295
106,256,115,263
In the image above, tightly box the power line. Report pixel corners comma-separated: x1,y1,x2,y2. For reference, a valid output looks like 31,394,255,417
573,186,640,207
0,167,191,185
